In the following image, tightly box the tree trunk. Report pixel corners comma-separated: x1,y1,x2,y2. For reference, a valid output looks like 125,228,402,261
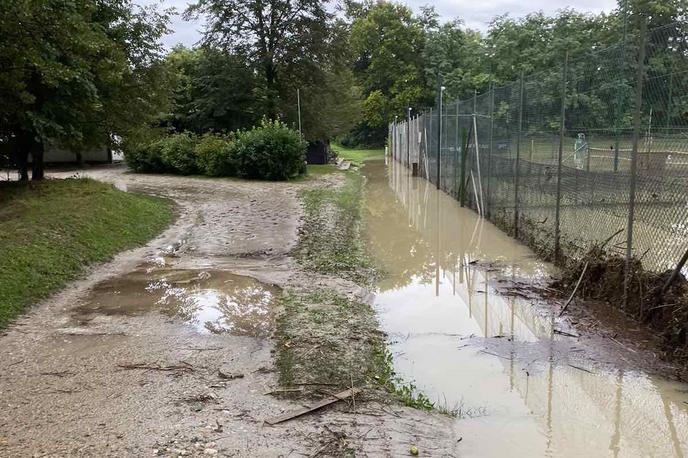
17,149,29,182
31,140,45,181
16,132,30,182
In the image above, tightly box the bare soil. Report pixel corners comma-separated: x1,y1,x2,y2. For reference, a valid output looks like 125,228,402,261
0,166,460,457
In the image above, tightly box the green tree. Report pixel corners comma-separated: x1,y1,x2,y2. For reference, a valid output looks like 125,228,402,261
348,0,431,145
166,46,261,134
187,0,334,117
0,0,172,181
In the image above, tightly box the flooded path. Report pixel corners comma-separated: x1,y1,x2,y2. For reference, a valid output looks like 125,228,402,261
364,159,688,457
0,165,459,457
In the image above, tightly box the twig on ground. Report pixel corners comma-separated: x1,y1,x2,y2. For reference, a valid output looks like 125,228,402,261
553,329,579,338
559,262,589,317
567,364,594,374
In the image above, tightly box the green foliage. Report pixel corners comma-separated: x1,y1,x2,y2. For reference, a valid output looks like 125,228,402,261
166,47,260,134
0,179,173,328
160,132,200,175
194,133,237,177
232,120,306,180
348,1,432,144
186,0,360,141
0,0,174,176
125,140,166,173
126,121,306,180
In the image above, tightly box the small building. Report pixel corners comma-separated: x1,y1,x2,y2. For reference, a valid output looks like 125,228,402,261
306,141,330,164
44,146,116,164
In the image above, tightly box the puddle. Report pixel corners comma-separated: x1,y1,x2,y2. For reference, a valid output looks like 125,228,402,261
363,159,688,457
75,269,279,337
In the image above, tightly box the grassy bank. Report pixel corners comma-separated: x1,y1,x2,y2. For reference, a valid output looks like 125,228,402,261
0,178,174,327
281,170,434,410
332,144,385,167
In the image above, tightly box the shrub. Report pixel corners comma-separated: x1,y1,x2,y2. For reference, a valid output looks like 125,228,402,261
159,132,199,175
124,140,166,172
194,134,236,177
232,119,306,180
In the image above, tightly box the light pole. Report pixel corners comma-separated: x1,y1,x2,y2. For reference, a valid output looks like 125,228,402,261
436,81,445,190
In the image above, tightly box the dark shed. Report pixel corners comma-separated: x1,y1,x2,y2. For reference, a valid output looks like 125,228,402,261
306,141,329,164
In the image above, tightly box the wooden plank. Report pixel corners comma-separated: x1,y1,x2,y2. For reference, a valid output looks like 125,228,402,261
264,388,361,425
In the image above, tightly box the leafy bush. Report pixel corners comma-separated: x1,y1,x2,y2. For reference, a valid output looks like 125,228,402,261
194,133,236,177
124,140,166,172
232,119,306,180
159,132,199,175
125,121,305,180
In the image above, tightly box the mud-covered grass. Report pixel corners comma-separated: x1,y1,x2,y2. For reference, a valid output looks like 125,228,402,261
294,172,375,286
276,288,434,410
283,169,439,412
0,178,174,328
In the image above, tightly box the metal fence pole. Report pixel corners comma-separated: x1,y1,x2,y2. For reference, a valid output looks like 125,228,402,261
624,17,648,309
514,71,524,238
455,100,460,198
555,51,569,261
406,106,411,167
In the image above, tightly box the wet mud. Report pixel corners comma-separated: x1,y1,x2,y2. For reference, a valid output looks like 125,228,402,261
0,165,459,457
364,159,688,457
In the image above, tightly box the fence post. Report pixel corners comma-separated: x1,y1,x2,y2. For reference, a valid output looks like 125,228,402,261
487,83,495,217
455,100,460,198
514,71,524,238
624,17,648,309
460,127,468,207
406,106,411,167
555,51,569,261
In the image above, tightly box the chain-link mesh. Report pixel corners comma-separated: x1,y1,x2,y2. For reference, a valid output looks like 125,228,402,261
388,19,688,274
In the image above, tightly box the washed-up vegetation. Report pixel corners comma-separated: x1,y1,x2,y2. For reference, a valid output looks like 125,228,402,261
126,120,306,180
294,172,374,285
0,179,173,328
556,245,688,366
280,167,438,412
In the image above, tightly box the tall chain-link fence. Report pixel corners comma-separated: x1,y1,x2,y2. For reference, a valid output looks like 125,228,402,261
389,19,688,282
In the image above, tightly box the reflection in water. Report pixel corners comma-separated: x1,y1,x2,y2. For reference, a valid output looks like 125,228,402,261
75,270,278,336
364,158,688,457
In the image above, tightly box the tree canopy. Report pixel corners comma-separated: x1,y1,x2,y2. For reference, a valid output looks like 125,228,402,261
0,0,173,180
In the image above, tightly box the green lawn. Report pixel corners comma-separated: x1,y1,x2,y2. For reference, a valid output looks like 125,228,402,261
0,178,174,327
331,143,385,166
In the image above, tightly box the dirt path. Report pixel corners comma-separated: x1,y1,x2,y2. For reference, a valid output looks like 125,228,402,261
0,166,459,457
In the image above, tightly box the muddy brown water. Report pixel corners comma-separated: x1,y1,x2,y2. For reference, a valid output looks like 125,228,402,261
363,158,688,457
74,268,279,337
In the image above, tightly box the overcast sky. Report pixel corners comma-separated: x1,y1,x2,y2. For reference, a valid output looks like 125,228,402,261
139,0,620,49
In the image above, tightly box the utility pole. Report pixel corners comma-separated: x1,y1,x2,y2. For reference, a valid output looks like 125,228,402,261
436,74,445,190
297,89,302,138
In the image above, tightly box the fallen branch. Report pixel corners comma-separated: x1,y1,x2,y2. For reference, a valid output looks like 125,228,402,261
568,364,594,374
559,261,589,317
553,329,579,338
117,362,194,373
264,388,361,425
